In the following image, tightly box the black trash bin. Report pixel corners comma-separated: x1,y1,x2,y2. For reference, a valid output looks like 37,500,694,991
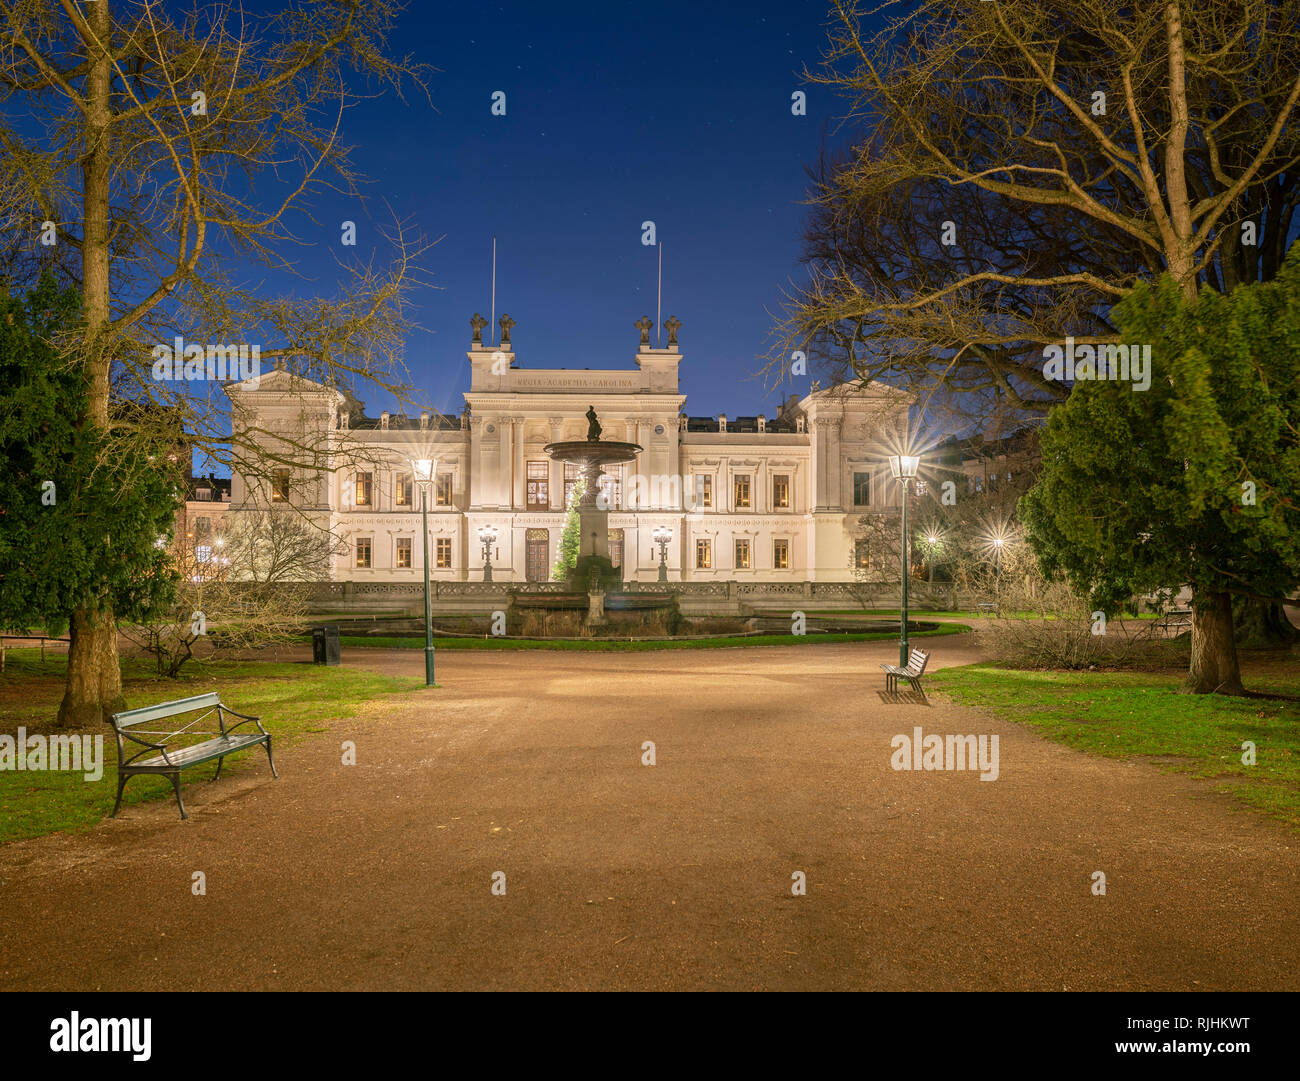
312,625,341,666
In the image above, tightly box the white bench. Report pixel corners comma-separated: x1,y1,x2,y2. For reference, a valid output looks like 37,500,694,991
880,648,930,694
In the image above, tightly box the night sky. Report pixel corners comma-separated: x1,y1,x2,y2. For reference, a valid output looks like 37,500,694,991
304,1,850,420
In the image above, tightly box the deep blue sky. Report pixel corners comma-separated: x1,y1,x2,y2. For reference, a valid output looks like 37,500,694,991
309,1,849,420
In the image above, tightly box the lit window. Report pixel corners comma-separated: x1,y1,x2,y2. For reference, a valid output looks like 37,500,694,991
395,537,412,568
436,473,453,507
599,465,622,510
395,474,413,507
853,472,871,507
855,540,870,570
356,537,372,568
773,538,789,570
435,538,452,568
526,461,548,508
772,474,790,509
354,472,373,506
195,545,212,564
696,538,712,569
733,475,751,509
734,539,751,569
563,463,581,506
272,469,290,503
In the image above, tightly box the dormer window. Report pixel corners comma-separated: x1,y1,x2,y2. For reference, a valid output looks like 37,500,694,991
796,416,806,433
719,414,728,433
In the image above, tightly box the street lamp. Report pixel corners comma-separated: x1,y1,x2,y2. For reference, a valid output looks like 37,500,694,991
888,454,921,666
411,457,437,686
652,525,673,583
478,524,499,582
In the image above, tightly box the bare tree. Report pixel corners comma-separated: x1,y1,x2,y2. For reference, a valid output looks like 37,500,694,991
776,0,1300,690
223,507,334,585
122,535,311,677
0,0,432,724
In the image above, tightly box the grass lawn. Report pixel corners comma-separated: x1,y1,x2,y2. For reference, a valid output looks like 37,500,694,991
927,654,1300,827
0,652,425,844
336,621,972,652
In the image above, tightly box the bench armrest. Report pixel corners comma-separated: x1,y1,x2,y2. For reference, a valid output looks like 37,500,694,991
221,709,268,738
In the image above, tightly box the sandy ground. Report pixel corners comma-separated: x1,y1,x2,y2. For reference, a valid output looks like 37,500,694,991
1,637,1297,991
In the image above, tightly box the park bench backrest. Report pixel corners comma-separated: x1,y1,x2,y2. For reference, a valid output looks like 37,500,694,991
111,692,222,731
908,649,929,674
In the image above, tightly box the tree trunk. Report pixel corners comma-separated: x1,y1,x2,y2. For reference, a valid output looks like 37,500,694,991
58,0,123,728
1232,596,1300,648
57,608,125,728
1185,590,1246,695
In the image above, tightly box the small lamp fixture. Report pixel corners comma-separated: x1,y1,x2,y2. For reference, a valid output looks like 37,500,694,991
887,454,920,481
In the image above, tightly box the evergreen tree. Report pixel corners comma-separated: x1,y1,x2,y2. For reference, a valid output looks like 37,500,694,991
0,276,181,722
552,479,584,581
1021,251,1300,694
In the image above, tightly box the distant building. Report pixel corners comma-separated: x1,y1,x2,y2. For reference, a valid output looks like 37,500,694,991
223,320,918,583
181,471,231,566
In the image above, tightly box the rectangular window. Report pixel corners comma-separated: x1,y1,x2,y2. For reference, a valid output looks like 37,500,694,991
734,475,751,509
355,537,372,568
695,474,713,508
195,544,212,564
772,474,790,509
564,463,581,506
696,538,712,569
600,465,622,510
734,538,751,569
435,538,452,569
354,471,373,507
853,472,871,507
773,538,789,570
526,461,548,509
436,473,453,507
395,474,413,507
194,516,211,537
855,539,870,570
272,469,290,503
395,537,412,569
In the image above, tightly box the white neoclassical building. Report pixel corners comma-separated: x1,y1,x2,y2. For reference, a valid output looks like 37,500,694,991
225,319,911,584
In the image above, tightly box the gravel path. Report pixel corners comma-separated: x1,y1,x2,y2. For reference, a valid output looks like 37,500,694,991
2,637,1296,990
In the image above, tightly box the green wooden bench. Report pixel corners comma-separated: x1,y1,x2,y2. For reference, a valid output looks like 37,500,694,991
110,692,278,820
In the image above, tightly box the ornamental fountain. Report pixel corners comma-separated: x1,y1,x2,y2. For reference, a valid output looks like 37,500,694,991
543,406,641,575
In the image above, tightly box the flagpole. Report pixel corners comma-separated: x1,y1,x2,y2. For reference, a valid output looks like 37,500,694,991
656,242,663,346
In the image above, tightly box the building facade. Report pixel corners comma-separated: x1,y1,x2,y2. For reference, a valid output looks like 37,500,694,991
225,321,912,584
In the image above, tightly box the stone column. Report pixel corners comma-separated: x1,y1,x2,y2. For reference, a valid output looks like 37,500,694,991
496,418,511,508
625,419,639,507
511,416,526,509
548,417,564,509
826,417,843,510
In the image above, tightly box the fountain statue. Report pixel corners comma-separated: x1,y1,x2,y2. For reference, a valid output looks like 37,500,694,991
544,408,640,568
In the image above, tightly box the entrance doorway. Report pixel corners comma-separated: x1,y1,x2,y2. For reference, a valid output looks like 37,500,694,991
526,528,549,582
